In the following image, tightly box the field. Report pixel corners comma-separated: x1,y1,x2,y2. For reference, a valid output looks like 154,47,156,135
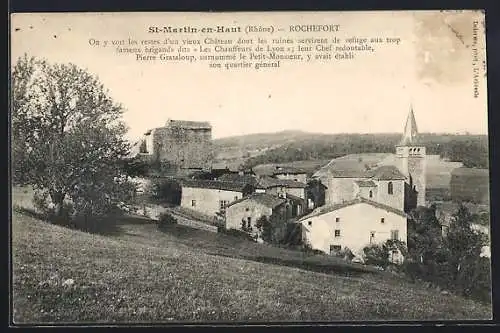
11,200,492,323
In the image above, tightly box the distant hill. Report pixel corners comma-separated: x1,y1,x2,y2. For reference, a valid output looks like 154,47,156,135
234,132,489,170
214,130,313,149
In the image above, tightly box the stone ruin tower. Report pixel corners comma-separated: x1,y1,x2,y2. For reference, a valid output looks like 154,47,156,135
142,119,214,171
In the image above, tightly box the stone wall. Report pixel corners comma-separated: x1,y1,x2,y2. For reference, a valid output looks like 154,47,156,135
144,121,214,170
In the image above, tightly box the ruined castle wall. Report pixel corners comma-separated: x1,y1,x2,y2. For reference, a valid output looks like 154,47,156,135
151,126,213,170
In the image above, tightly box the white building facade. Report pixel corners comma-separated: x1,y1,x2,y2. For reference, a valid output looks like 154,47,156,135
298,198,407,258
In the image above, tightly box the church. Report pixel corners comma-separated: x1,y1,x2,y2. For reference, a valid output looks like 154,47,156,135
312,106,426,212
298,107,427,257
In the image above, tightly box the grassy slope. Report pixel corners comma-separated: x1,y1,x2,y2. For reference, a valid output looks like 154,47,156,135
12,212,491,323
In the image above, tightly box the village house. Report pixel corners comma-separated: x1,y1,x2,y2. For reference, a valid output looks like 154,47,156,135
217,173,261,187
224,193,288,237
255,176,308,215
272,166,308,184
256,176,307,198
298,196,408,259
180,179,254,217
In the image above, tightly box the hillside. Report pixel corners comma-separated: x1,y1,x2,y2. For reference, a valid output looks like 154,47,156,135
12,212,491,323
230,133,488,170
214,130,314,149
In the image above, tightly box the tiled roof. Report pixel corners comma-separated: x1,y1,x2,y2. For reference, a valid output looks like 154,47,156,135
370,165,407,180
298,197,407,221
181,179,250,192
218,173,260,186
314,160,373,179
285,193,307,204
226,193,286,209
257,176,307,189
272,166,307,175
355,180,376,187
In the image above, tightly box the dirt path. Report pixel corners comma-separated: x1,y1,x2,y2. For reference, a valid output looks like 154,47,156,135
134,203,217,233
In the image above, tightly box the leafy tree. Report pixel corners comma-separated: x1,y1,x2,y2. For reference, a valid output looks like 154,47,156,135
403,204,491,303
11,54,134,222
444,204,485,286
407,205,444,264
362,243,390,268
151,178,182,205
306,178,326,208
121,156,150,178
255,215,273,243
281,222,303,246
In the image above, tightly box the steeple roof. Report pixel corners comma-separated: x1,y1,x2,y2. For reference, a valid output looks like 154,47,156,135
399,105,419,145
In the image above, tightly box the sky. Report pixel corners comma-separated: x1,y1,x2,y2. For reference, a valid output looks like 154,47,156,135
10,11,488,140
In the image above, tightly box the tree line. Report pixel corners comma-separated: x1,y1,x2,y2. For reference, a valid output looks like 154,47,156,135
242,133,489,169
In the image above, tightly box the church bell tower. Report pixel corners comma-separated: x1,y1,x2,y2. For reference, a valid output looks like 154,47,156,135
396,105,426,207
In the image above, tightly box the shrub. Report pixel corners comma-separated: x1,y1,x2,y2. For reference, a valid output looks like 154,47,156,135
157,212,177,230
363,243,390,268
338,247,355,262
222,228,256,242
302,241,325,255
255,215,273,243
151,179,182,205
280,222,303,246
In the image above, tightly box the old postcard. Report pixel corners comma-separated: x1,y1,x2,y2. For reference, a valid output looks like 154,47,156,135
10,10,491,324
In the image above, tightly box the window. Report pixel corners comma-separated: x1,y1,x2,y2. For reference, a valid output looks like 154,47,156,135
330,245,342,254
391,230,399,240
247,217,252,229
308,221,312,226
234,196,239,201
380,218,385,223
388,182,393,195
335,217,340,222
245,207,250,212
370,231,376,244
334,230,341,237
369,190,373,198
219,200,229,211
191,200,196,207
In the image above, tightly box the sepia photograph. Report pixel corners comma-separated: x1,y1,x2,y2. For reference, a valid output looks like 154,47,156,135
9,10,491,324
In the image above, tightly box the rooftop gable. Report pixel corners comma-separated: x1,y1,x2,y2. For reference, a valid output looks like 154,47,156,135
218,173,260,186
298,196,407,221
370,165,407,180
226,193,286,209
181,179,251,192
257,176,307,189
272,166,307,175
